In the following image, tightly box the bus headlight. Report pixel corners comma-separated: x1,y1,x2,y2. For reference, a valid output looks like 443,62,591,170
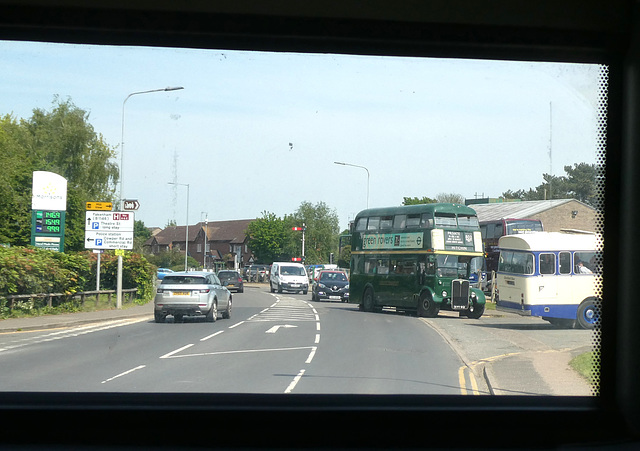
442,291,448,297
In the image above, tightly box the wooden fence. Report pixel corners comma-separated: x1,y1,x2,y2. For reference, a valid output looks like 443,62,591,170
1,288,138,311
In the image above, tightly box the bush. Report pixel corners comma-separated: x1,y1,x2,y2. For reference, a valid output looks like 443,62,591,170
0,247,155,308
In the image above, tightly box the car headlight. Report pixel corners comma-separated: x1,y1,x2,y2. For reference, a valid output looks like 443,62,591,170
345,284,349,290
319,283,327,289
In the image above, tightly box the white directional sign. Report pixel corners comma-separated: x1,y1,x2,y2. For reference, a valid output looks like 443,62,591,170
85,230,134,250
85,211,134,231
84,211,134,250
122,199,140,211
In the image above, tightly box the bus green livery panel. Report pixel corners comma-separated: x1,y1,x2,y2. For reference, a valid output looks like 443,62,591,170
348,203,486,319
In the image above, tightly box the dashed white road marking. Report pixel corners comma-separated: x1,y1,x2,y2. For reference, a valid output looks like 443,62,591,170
285,369,305,393
101,365,146,384
160,343,194,359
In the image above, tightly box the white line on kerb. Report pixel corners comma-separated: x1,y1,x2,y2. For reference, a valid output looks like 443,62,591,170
160,343,194,359
284,369,305,393
101,365,146,384
200,330,224,341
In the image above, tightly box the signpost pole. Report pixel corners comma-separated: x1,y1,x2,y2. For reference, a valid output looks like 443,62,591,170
117,253,123,309
96,252,101,291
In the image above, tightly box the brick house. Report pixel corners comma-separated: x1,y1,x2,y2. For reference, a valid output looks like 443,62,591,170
144,219,255,270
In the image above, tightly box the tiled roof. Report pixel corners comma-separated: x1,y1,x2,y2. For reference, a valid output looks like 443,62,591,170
145,219,254,246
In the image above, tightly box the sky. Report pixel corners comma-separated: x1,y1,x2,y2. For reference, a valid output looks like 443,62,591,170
1,40,605,231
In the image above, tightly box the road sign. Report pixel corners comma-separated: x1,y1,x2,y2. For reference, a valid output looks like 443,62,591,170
86,202,113,211
122,199,140,211
84,230,134,250
85,211,134,232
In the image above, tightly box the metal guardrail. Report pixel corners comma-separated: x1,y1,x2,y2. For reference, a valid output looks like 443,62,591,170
1,288,138,310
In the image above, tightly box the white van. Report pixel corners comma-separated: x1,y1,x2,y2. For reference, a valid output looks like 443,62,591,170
270,262,309,294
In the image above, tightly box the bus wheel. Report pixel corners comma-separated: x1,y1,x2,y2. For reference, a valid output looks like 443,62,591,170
417,292,439,318
465,301,485,319
577,298,601,330
363,288,375,312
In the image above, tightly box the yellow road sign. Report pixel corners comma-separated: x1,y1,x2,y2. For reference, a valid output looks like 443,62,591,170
86,202,113,211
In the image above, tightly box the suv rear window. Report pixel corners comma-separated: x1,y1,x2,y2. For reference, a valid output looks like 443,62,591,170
162,276,207,285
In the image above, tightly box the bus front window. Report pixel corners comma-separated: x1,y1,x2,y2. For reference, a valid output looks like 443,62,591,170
436,255,459,278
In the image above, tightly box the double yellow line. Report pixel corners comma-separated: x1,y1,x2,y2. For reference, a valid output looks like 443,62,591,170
458,366,482,395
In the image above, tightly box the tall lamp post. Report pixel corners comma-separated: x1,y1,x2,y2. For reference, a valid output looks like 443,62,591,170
334,161,370,209
168,182,190,271
120,86,184,208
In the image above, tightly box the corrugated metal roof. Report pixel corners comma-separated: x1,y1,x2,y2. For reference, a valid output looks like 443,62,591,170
469,199,576,222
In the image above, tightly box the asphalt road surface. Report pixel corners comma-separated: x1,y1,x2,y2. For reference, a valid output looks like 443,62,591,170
0,288,472,394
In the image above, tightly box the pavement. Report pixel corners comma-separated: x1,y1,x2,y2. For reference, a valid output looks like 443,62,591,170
0,283,594,397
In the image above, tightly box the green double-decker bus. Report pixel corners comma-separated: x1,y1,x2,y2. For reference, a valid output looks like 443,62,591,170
349,203,486,318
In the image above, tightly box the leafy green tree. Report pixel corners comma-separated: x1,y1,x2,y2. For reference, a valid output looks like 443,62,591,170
0,115,33,245
288,201,340,265
246,211,288,263
0,97,119,250
133,220,152,253
402,196,436,205
501,163,601,207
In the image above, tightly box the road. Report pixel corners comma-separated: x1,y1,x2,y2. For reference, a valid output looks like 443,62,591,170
0,288,468,394
0,286,595,396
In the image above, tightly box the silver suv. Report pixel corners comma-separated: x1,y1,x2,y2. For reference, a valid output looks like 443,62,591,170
154,271,232,323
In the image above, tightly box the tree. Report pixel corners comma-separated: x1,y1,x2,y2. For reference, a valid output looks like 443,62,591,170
288,201,340,265
0,97,119,250
0,115,33,245
133,220,152,253
246,211,288,263
500,162,602,207
435,192,465,204
403,196,436,205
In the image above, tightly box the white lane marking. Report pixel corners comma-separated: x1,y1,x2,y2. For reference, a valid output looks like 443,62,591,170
160,343,194,359
265,325,297,334
101,365,146,384
228,321,245,329
316,323,321,331
200,330,224,342
314,334,320,344
0,318,146,353
284,369,305,394
305,346,317,364
162,346,315,359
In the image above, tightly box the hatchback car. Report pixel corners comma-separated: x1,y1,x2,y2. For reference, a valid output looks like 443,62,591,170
217,270,244,293
154,271,232,323
311,270,349,302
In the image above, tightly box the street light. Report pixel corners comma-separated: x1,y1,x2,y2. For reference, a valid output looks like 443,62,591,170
120,86,184,208
168,182,190,271
334,161,370,209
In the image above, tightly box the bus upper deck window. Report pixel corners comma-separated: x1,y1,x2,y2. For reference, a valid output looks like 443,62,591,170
434,213,457,227
355,217,367,231
393,215,406,229
406,215,420,227
380,216,393,230
421,213,434,228
367,217,380,231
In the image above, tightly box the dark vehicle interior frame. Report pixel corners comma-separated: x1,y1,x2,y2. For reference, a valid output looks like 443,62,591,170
1,0,638,449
